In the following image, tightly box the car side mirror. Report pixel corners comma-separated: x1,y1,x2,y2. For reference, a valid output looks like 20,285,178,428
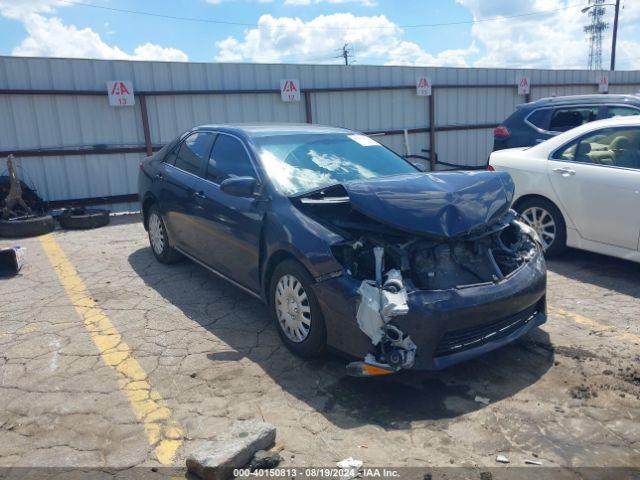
220,176,259,197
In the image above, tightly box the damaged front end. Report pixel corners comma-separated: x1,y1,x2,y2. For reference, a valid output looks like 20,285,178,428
293,172,545,376
350,258,416,376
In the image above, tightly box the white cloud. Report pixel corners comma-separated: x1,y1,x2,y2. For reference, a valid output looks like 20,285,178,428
131,42,189,62
0,0,189,62
0,0,66,19
215,13,470,66
284,0,376,6
456,0,640,69
386,41,478,67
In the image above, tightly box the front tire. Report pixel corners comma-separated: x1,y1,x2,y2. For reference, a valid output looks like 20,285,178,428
147,205,181,264
516,197,567,257
270,260,326,358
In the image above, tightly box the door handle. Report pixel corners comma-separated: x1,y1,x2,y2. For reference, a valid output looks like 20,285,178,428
552,167,576,177
192,191,205,200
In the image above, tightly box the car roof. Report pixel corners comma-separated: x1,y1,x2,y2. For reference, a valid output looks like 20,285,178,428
521,94,640,109
193,123,354,138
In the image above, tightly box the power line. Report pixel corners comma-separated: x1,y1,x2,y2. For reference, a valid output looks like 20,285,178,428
57,0,588,31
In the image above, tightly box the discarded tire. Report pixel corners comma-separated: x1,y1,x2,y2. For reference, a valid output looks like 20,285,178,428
58,208,110,230
0,215,55,238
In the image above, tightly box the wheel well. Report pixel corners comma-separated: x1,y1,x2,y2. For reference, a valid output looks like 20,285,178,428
262,250,302,304
141,196,156,230
512,194,561,214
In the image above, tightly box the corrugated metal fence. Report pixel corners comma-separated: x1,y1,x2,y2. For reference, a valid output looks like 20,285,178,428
1,56,639,211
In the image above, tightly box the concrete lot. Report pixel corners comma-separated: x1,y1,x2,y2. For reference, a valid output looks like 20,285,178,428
1,215,640,474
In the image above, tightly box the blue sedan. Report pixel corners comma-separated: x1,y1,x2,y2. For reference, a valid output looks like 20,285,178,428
138,124,546,376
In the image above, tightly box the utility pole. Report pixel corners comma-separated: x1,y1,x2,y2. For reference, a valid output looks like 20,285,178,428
581,0,621,71
610,0,620,70
583,0,608,70
340,44,353,66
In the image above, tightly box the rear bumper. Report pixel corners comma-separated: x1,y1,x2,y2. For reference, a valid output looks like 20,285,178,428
314,247,547,370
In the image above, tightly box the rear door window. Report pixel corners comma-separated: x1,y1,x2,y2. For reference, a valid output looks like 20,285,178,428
163,142,179,165
207,134,256,183
604,106,640,118
526,109,550,130
549,107,600,133
174,132,215,176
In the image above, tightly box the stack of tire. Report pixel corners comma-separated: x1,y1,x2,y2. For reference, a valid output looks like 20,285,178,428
0,208,110,238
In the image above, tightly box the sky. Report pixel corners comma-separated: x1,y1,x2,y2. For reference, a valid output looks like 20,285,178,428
0,0,638,70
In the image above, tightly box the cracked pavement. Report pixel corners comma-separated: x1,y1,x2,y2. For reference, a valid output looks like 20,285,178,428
1,214,639,472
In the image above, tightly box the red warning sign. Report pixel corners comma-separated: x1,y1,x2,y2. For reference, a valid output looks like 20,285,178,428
598,75,609,93
280,79,300,102
107,80,135,106
416,76,432,96
517,76,530,95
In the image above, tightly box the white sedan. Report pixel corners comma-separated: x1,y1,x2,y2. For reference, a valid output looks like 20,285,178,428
489,116,640,262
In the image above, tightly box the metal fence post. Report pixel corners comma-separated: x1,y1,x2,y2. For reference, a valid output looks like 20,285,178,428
304,91,313,124
428,92,436,171
138,94,153,157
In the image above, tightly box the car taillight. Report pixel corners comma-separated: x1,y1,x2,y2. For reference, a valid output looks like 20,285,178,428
487,164,495,171
493,125,510,138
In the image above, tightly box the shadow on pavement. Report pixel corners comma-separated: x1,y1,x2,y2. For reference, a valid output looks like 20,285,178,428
128,247,553,430
547,248,640,299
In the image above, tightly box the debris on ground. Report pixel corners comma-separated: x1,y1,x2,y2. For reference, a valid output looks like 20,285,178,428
570,385,598,400
525,459,542,465
495,454,510,464
474,395,490,405
0,246,25,275
337,457,363,469
337,457,363,480
249,450,282,471
620,367,640,387
186,419,276,480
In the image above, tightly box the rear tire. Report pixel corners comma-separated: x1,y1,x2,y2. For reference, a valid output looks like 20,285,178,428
516,197,567,257
270,259,327,358
147,205,181,264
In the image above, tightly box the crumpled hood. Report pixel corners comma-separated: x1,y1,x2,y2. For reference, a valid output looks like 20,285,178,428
342,171,515,238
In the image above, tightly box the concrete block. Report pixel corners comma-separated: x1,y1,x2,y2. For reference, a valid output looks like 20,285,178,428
186,419,276,480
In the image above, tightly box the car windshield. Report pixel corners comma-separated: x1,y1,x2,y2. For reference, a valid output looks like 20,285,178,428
253,133,417,196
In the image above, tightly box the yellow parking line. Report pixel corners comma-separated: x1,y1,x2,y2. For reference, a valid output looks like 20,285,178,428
39,234,183,465
549,306,640,343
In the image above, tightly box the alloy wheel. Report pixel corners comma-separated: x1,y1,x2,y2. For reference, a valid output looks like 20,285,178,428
521,206,556,250
149,212,165,255
274,274,312,343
